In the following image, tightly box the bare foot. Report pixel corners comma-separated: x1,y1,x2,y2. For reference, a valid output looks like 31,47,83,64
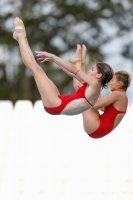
13,17,26,40
15,17,27,37
71,44,82,63
81,44,87,72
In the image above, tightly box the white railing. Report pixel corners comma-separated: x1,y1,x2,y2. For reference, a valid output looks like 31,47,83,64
0,100,133,200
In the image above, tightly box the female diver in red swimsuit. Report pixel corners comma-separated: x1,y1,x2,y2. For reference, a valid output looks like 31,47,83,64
72,45,132,138
13,17,114,116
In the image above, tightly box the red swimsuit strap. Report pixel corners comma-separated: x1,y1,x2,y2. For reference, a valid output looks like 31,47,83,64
84,97,93,106
82,83,93,106
84,83,101,107
114,96,128,114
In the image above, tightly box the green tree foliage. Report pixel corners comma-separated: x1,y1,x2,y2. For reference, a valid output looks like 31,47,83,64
0,0,133,103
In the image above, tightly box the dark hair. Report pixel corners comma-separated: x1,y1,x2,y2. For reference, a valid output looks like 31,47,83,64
96,62,114,89
115,70,132,91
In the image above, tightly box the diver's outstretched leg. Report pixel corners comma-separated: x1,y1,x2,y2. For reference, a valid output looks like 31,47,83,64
81,44,87,73
13,17,61,108
72,44,87,90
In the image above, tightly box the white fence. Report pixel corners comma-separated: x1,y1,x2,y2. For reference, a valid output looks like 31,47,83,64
0,100,133,200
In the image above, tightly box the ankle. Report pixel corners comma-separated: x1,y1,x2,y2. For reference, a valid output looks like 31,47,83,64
17,32,26,41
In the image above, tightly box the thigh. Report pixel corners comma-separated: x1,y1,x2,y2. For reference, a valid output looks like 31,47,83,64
33,66,61,107
82,107,100,134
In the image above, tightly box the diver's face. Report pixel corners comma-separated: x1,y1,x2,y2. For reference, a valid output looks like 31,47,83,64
87,65,98,77
109,75,120,91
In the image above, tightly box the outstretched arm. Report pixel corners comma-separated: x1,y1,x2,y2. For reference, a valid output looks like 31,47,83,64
36,50,80,74
54,45,83,85
35,49,95,85
36,50,84,83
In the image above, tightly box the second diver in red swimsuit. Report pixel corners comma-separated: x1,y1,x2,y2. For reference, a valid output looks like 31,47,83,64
72,45,131,138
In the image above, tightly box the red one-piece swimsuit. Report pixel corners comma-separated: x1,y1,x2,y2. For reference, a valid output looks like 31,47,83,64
89,102,128,139
44,83,93,115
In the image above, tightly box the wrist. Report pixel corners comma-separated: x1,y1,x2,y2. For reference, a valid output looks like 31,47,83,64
75,69,80,75
52,55,57,62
